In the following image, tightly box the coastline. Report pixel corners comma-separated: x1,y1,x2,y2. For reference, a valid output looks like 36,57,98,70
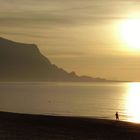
0,111,140,139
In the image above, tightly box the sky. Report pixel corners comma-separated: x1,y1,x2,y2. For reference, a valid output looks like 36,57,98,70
0,0,140,81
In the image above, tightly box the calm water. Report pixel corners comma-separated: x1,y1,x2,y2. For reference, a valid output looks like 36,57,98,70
0,82,140,123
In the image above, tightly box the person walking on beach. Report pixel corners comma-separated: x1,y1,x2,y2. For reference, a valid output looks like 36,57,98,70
115,112,119,120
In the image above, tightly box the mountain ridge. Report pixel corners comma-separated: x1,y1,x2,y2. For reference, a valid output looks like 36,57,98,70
0,37,118,82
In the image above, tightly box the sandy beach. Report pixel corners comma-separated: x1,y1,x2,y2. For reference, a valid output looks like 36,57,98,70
0,111,140,139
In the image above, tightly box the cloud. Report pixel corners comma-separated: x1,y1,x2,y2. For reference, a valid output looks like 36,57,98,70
1,0,139,28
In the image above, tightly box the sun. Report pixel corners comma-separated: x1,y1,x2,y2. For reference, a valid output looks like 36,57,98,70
121,19,140,50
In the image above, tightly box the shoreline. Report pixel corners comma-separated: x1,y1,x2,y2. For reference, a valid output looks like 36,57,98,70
0,111,140,139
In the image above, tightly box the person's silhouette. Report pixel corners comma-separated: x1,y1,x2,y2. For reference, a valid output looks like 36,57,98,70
115,112,119,120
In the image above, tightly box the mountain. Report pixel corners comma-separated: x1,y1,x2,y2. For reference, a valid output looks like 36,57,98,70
0,37,111,82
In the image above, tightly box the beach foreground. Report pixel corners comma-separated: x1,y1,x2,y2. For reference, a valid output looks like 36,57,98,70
0,112,140,139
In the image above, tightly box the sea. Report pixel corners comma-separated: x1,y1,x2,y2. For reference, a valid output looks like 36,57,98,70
0,82,140,123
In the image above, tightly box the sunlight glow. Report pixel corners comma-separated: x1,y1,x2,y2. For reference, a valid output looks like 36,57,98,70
126,83,140,123
121,19,140,51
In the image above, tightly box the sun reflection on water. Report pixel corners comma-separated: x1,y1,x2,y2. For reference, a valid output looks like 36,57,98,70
126,83,140,123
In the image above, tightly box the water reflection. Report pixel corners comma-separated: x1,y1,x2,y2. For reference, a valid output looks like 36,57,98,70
126,82,140,123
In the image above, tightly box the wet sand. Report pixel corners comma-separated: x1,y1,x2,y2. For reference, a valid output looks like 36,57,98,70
0,111,140,140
